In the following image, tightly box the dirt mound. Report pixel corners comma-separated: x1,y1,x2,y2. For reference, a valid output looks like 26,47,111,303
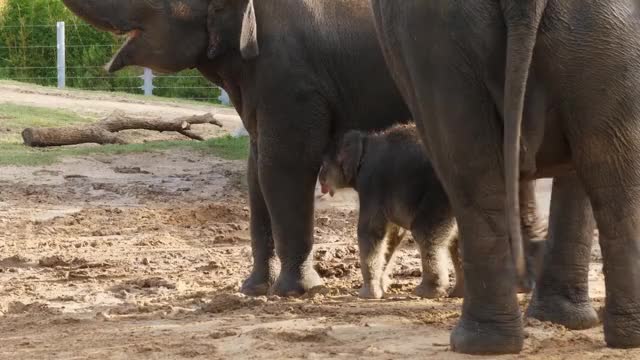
5,301,61,316
186,203,249,224
0,255,31,268
201,293,267,314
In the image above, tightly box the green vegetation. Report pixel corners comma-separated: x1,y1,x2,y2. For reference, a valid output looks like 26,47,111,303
0,103,249,166
0,0,221,103
0,137,249,166
0,102,94,129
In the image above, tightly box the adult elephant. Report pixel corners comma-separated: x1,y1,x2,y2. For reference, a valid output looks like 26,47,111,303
61,0,411,296
59,0,546,298
371,0,640,355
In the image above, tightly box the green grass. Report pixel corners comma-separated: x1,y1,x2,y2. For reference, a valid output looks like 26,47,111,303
194,135,250,160
0,103,95,128
0,103,97,144
0,137,249,166
0,103,248,166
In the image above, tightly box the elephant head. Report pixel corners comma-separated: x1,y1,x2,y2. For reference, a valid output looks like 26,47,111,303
318,131,365,196
61,0,258,73
207,0,259,60
61,0,209,73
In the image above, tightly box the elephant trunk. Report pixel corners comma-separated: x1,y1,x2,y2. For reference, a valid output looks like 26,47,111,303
61,0,140,34
501,0,548,280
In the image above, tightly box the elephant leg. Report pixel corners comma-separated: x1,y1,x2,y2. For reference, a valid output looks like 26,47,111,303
374,11,522,351
449,179,547,299
447,181,547,299
258,102,330,297
575,141,640,348
357,210,389,299
414,236,451,298
263,171,322,297
412,213,455,299
417,136,522,353
526,174,598,329
415,87,522,354
518,180,548,293
406,102,522,353
448,232,464,298
447,181,523,354
241,142,278,295
380,225,406,293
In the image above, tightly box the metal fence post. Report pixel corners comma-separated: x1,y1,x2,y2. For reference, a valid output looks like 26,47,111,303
141,68,155,96
218,89,230,105
56,21,66,89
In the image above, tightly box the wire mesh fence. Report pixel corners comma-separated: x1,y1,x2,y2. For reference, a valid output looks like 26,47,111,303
0,22,227,104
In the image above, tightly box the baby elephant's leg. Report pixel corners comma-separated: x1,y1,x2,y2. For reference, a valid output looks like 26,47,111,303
357,211,390,299
413,220,457,298
518,180,548,293
380,225,407,293
448,231,465,298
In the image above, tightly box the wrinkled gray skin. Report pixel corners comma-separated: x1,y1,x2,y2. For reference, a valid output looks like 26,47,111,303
372,0,640,354
319,125,547,299
320,125,459,299
61,0,412,296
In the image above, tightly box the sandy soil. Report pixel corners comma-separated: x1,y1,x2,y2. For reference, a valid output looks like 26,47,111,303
0,83,638,359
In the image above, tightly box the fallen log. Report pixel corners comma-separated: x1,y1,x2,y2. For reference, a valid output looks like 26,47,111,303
22,111,224,147
22,126,126,147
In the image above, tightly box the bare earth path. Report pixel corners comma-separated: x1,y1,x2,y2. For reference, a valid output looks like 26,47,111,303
0,82,637,359
0,81,241,132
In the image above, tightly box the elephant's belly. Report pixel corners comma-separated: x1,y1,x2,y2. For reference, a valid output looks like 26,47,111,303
385,199,417,231
522,93,574,180
535,120,573,180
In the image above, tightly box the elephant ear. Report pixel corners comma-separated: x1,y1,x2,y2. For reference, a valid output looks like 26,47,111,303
240,0,259,59
338,131,365,184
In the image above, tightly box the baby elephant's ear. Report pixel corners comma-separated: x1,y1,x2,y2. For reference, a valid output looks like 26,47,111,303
338,131,364,183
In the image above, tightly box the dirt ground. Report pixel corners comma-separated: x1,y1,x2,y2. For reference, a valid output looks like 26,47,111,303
0,83,638,359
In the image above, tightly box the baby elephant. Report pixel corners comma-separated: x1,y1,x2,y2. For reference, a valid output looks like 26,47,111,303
319,124,546,299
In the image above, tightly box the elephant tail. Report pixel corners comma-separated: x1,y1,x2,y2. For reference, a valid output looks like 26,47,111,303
502,0,547,280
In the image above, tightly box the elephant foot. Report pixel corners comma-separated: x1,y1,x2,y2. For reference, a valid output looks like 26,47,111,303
381,273,392,293
450,316,524,355
414,281,448,299
359,283,384,299
604,308,640,349
269,267,323,297
448,283,464,298
527,294,599,330
241,268,277,296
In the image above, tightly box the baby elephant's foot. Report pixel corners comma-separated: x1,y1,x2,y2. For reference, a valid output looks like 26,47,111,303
414,281,448,299
359,283,385,299
381,273,392,293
